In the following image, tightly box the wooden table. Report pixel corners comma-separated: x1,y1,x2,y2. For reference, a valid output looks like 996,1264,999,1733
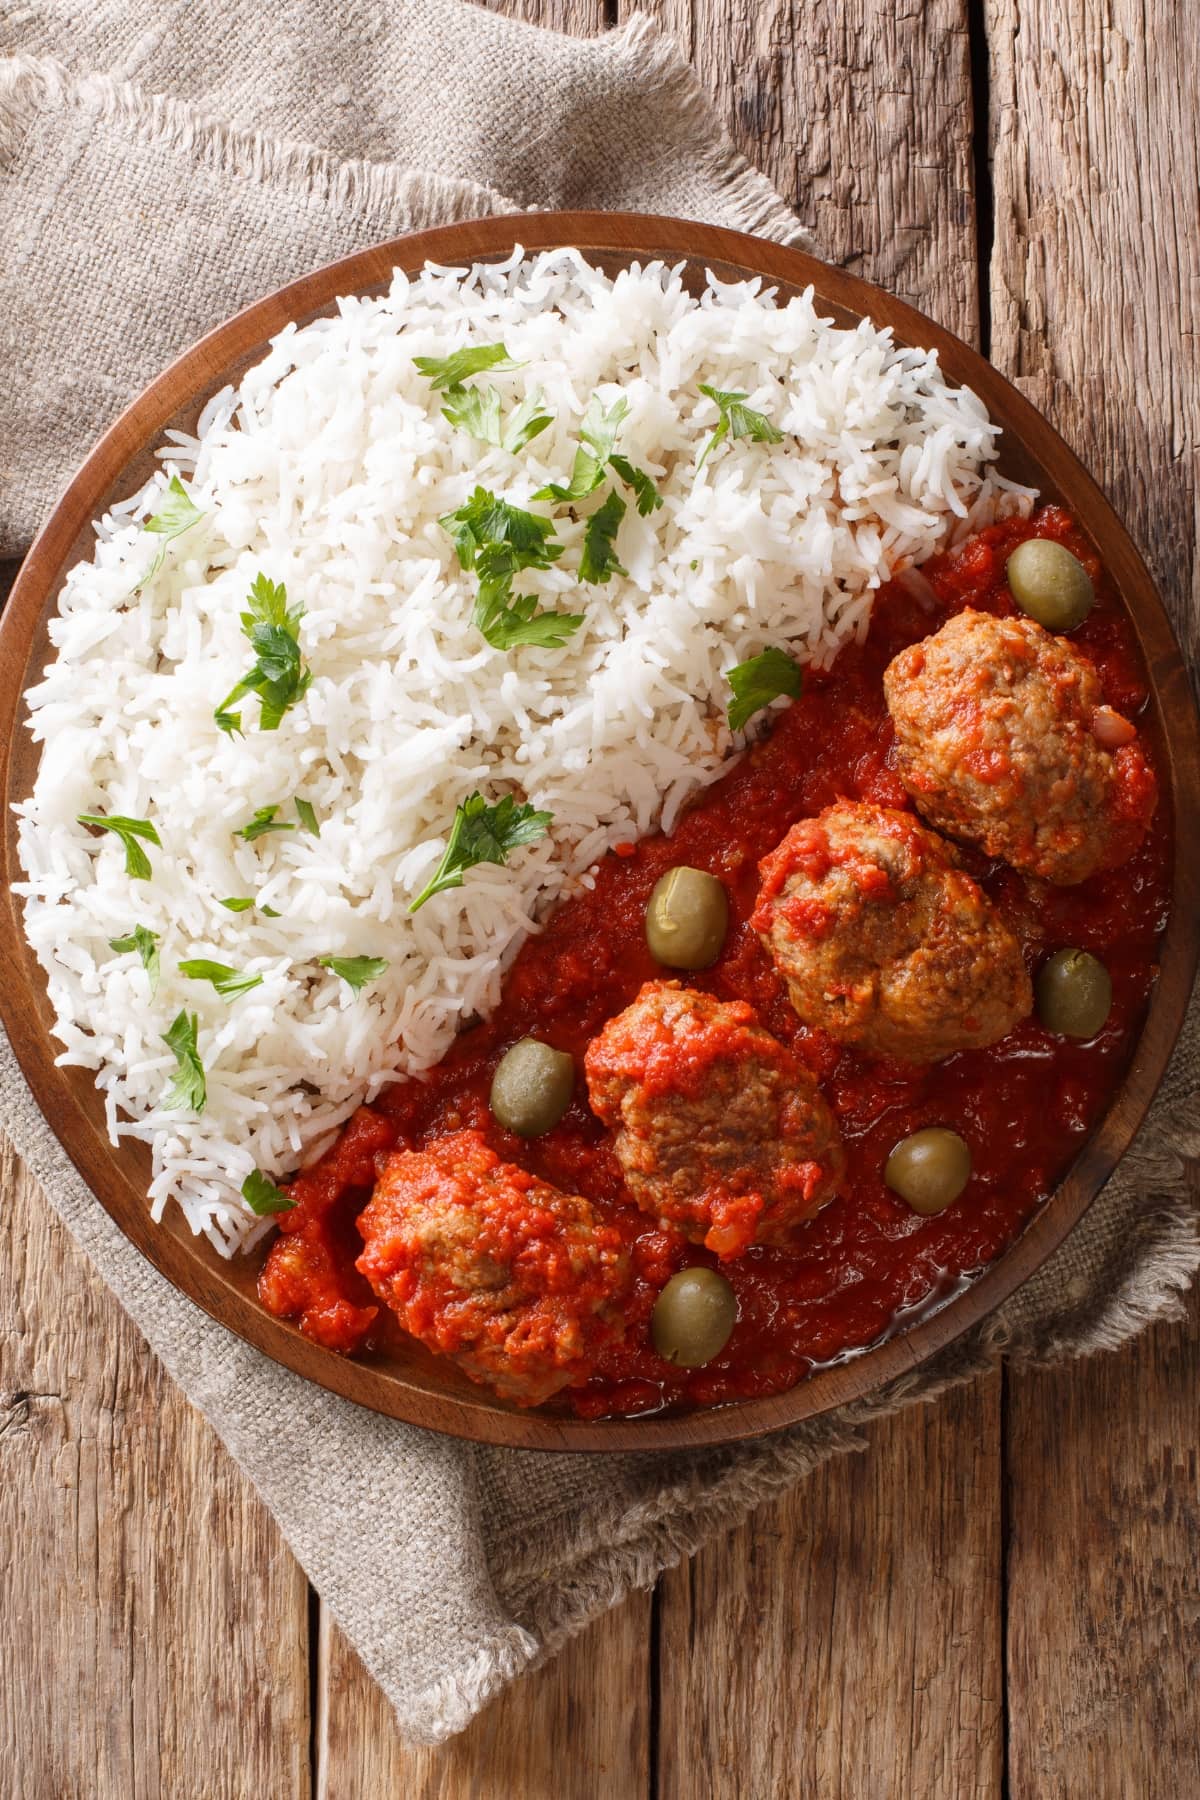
4,3,1198,1794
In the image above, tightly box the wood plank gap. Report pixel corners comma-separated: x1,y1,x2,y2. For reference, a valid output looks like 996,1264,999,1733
603,0,619,27
648,1579,662,1800
308,1584,322,1797
966,0,995,356
998,1362,1012,1800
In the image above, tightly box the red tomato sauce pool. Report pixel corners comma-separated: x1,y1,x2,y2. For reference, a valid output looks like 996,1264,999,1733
258,507,1172,1417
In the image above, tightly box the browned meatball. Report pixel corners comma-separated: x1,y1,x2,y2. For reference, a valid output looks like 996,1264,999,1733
584,982,844,1259
356,1131,630,1406
752,800,1031,1063
883,609,1157,884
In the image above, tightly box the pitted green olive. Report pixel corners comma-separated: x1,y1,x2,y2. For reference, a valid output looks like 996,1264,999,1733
885,1128,972,1215
651,1268,738,1367
1005,539,1094,632
1036,949,1113,1040
645,866,729,970
489,1039,574,1137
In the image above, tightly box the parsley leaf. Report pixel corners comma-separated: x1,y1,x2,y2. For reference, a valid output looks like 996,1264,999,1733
107,925,160,992
410,792,552,912
440,487,562,573
697,383,784,468
608,453,663,516
236,805,295,842
179,958,264,1001
219,896,281,917
579,490,628,585
162,1010,206,1113
534,394,628,503
470,543,583,651
295,797,320,837
414,343,519,392
77,813,161,881
242,1170,296,1216
441,384,553,455
318,955,389,995
132,475,204,592
214,574,312,734
726,647,804,733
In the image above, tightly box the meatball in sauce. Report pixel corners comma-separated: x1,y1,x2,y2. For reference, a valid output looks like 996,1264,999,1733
585,981,844,1259
357,1131,630,1405
883,609,1156,885
752,799,1032,1063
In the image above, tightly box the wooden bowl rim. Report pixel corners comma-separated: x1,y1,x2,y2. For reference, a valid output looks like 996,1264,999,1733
2,209,1198,1453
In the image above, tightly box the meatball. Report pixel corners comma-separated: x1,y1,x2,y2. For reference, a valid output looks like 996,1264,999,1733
752,800,1031,1063
584,982,844,1259
883,609,1157,884
356,1131,630,1406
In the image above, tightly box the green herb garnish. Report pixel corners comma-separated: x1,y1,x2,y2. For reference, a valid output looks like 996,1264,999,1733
219,896,282,917
471,543,583,651
242,1169,296,1216
533,395,662,515
236,805,295,843
295,798,320,837
318,955,389,995
77,813,161,881
697,383,784,468
440,486,562,574
579,490,628,585
414,343,519,392
441,384,553,456
179,958,264,1001
107,925,161,992
410,792,552,912
133,475,204,591
214,574,312,734
162,1010,206,1113
726,647,804,733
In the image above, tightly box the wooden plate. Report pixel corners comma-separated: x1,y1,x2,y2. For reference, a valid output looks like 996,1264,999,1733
2,212,1197,1452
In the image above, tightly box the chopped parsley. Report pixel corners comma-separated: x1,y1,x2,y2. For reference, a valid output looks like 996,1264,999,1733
219,896,282,917
178,958,264,1001
441,488,576,651
440,487,563,573
441,383,553,456
414,343,519,392
579,489,628,585
214,574,312,734
236,805,295,843
726,647,804,733
107,925,160,992
410,792,552,912
535,394,662,513
242,1170,296,1216
161,1010,206,1113
318,955,389,995
133,475,204,591
294,797,321,837
697,383,784,468
76,813,161,881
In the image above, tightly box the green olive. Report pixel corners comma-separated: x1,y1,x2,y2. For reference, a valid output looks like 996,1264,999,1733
651,1268,738,1367
885,1128,972,1216
1036,948,1113,1040
1005,538,1095,632
645,866,729,970
489,1039,574,1137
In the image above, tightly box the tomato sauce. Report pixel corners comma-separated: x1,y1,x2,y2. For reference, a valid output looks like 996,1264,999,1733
258,507,1172,1417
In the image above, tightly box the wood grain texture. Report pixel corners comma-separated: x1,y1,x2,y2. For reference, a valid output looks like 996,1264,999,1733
318,1593,652,1798
989,5,1200,1794
657,1381,1004,1799
0,1137,311,1800
625,0,979,323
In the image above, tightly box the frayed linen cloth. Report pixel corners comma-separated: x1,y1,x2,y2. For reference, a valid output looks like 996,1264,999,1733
1,0,1198,1745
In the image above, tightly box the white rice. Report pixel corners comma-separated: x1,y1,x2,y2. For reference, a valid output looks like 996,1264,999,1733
13,248,1035,1254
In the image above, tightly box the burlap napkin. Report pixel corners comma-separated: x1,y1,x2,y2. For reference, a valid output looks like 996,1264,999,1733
2,3,1197,1744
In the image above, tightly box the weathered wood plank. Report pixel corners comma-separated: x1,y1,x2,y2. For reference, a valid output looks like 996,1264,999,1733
0,1135,312,1800
656,1381,1004,1798
317,1592,652,1799
990,5,1200,1793
624,0,979,323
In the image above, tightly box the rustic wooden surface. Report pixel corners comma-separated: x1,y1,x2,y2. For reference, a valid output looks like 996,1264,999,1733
2,1,1197,1794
